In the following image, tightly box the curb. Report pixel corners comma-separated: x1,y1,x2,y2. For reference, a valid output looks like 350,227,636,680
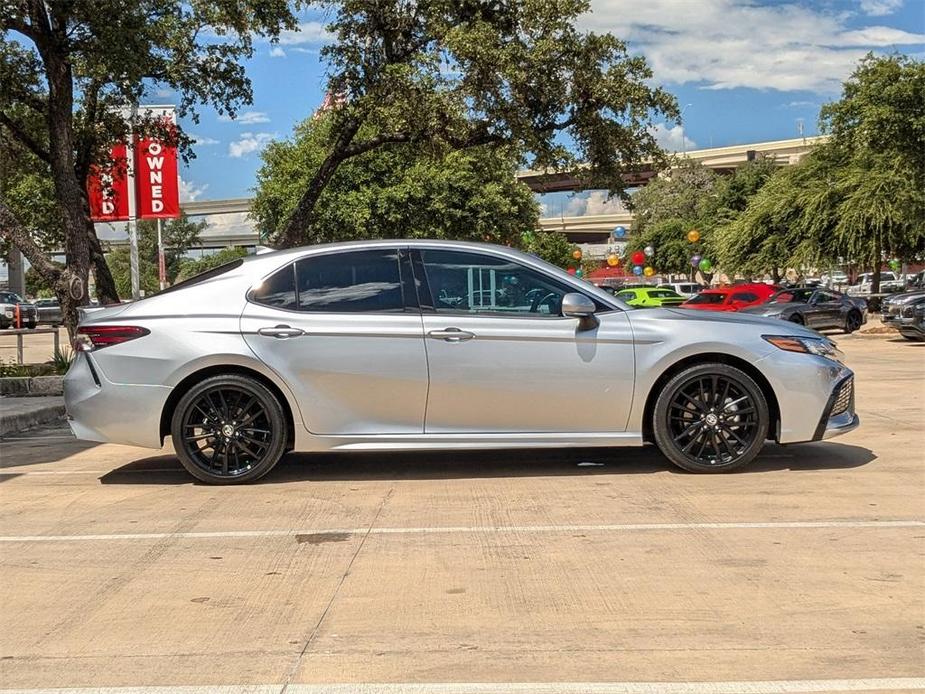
0,375,65,397
0,396,67,437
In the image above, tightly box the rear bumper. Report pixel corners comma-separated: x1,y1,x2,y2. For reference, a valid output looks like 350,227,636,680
64,352,170,449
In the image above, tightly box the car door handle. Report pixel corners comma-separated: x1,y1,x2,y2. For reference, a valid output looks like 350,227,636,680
428,327,475,342
257,325,305,339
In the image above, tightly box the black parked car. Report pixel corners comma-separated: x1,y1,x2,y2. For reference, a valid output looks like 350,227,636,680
740,287,867,333
894,295,925,342
0,291,37,329
882,290,925,332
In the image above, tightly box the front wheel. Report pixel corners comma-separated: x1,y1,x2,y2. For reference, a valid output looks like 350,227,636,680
653,363,770,473
170,374,288,484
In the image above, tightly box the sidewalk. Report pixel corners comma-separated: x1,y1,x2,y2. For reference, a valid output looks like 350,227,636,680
0,396,66,438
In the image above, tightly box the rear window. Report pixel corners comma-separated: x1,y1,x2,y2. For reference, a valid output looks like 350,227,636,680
687,292,727,304
157,259,245,297
731,292,758,302
650,290,680,298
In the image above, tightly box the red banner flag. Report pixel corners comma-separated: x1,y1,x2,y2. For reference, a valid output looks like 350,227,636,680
135,122,180,219
87,143,130,221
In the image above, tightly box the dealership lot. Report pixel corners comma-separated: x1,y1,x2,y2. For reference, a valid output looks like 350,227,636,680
0,334,922,692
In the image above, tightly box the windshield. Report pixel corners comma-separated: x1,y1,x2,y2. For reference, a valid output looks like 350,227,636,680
0,292,24,303
686,292,727,305
769,288,814,304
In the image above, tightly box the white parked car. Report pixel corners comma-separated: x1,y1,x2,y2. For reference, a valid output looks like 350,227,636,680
657,282,704,298
848,272,904,296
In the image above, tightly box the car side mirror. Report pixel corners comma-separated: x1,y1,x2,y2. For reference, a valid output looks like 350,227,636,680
561,292,599,330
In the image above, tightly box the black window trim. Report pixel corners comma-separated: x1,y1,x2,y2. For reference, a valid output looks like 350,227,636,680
411,248,614,320
248,247,418,315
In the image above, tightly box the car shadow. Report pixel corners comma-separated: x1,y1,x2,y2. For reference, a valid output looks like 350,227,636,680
99,441,877,485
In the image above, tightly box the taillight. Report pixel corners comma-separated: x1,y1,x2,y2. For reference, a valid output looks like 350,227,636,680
73,325,150,352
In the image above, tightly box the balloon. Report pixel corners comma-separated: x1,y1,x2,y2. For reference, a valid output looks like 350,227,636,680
698,258,713,272
572,249,583,260
607,254,619,267
687,229,701,243
614,226,626,238
575,269,583,278
631,250,646,265
644,266,655,277
633,265,643,276
644,245,655,257
690,254,702,268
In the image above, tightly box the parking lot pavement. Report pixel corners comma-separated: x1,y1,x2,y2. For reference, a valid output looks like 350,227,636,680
0,336,922,693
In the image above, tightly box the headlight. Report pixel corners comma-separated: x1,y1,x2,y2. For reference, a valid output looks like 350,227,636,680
763,335,841,360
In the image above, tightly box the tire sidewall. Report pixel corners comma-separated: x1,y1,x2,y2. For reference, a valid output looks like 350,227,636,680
170,374,288,484
653,363,769,473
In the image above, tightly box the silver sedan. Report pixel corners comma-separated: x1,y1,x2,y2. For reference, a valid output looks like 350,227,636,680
64,240,859,484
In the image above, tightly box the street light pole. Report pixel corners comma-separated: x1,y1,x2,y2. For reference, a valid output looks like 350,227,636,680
680,103,693,156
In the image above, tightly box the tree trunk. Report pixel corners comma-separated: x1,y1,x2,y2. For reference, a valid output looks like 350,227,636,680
88,224,120,304
275,117,362,248
871,233,881,295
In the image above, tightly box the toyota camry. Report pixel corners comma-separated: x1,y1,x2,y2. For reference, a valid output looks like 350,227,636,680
64,240,859,484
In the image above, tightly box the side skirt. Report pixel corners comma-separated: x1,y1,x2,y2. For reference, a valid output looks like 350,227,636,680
292,431,645,453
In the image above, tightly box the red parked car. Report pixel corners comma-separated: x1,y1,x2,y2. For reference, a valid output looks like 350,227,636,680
681,283,778,312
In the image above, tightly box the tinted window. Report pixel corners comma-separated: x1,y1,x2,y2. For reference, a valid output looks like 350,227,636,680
731,292,758,303
650,290,681,299
420,250,575,316
295,249,403,312
770,288,813,304
252,264,298,310
687,292,727,304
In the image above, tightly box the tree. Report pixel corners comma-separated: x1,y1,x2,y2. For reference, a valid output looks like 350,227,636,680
0,3,299,334
107,214,206,296
818,53,925,292
716,55,925,288
253,115,539,246
274,0,678,247
520,230,575,268
174,247,249,284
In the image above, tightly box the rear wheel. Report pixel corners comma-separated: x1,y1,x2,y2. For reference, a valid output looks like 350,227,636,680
844,310,862,333
170,374,288,484
653,363,769,473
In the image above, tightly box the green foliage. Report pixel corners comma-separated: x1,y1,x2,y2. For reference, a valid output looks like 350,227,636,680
51,346,75,375
106,215,206,296
717,54,925,285
254,115,539,245
520,231,575,268
275,0,678,244
25,263,60,297
0,359,30,378
175,247,249,284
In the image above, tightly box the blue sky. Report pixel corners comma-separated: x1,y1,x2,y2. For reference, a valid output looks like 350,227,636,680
169,0,925,211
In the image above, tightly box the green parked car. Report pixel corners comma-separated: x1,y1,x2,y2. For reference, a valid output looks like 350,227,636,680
615,286,686,307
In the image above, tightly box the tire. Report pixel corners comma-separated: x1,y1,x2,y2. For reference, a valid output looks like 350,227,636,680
787,314,804,325
844,310,862,334
653,363,770,473
26,321,36,330
170,374,288,484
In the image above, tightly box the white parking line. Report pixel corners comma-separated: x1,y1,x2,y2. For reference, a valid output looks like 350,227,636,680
2,678,924,693
0,519,921,543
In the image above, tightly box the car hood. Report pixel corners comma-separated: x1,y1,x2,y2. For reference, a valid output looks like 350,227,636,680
885,291,925,305
656,307,820,337
739,304,790,316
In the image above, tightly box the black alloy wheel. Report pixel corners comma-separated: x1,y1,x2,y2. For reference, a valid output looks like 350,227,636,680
844,310,862,333
171,374,287,484
653,363,769,473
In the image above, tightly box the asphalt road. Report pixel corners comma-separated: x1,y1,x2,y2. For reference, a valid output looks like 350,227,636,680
0,333,923,693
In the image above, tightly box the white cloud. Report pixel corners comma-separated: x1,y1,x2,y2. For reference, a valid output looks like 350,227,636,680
582,0,925,92
154,88,173,98
179,178,208,203
218,110,270,125
649,122,697,152
278,21,331,46
269,46,286,58
859,0,903,16
781,100,818,109
189,133,219,146
228,132,275,158
565,191,629,217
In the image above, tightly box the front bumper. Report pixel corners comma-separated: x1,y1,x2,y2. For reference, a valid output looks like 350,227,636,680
64,351,171,449
755,349,858,444
812,374,859,441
